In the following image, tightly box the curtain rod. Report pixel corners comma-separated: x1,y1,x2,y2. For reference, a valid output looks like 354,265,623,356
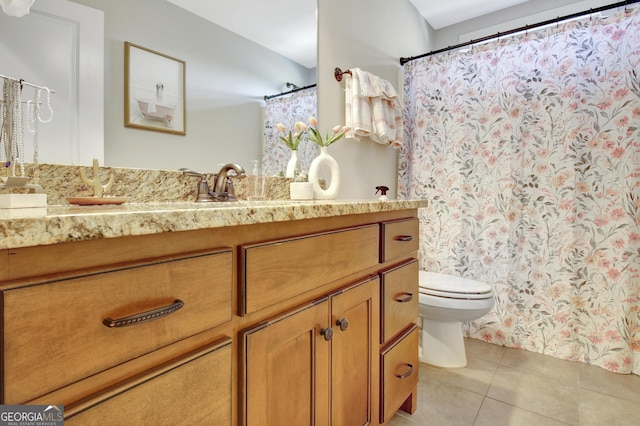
400,0,639,65
264,83,317,100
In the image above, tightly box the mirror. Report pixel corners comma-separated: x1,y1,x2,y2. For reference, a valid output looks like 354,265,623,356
0,0,317,173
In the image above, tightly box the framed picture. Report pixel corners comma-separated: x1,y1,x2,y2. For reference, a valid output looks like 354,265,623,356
124,42,186,135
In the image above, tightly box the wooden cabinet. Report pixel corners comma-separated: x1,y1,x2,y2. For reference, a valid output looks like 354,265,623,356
1,208,420,425
241,277,379,426
378,221,420,424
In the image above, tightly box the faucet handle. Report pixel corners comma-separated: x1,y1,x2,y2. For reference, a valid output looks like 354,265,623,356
180,168,206,178
179,168,214,202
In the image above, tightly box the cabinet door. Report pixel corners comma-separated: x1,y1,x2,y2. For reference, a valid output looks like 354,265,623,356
331,277,380,426
242,299,331,426
65,338,232,425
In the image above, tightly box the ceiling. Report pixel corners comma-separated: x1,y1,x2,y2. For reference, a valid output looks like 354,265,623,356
166,0,530,69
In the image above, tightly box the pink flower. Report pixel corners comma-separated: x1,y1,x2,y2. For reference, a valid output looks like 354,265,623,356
594,215,609,226
607,268,621,280
612,147,625,158
611,209,626,221
599,258,612,269
616,116,629,127
612,29,626,41
558,198,573,210
481,332,493,342
597,99,612,109
604,360,620,371
589,334,603,344
614,87,629,100
612,237,625,249
605,330,622,342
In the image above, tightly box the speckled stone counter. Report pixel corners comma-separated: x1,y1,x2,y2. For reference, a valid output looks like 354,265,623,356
0,199,427,250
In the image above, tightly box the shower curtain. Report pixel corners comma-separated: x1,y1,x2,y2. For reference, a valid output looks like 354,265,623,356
399,6,640,375
262,87,318,177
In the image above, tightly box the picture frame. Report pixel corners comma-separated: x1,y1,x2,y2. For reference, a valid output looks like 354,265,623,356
124,42,186,135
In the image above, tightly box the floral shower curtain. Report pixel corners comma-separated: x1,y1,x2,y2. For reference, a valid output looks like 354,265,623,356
399,6,640,375
262,87,317,176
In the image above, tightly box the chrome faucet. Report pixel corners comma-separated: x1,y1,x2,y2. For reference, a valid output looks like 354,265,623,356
212,163,245,199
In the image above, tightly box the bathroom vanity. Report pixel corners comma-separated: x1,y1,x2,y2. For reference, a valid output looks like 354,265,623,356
0,199,424,425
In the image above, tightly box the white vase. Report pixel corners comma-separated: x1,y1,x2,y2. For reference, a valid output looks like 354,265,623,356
285,150,300,178
308,146,340,200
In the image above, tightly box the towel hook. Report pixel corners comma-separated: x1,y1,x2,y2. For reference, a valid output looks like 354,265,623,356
334,67,352,82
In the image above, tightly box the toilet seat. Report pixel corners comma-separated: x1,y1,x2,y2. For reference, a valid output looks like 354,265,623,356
419,271,493,300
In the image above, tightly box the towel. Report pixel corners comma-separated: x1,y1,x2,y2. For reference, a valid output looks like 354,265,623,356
344,68,403,148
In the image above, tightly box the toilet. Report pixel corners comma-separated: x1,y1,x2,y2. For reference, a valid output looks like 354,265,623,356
418,271,495,368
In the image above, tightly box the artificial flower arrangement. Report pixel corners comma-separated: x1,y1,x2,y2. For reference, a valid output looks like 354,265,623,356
306,117,350,147
276,117,350,149
276,121,307,150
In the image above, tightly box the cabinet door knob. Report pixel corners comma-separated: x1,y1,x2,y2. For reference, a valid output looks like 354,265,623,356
394,235,414,242
394,292,414,303
395,363,414,379
320,327,333,341
336,318,349,331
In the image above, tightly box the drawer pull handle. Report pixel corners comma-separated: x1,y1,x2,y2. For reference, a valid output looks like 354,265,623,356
320,327,333,341
395,292,414,303
395,363,414,379
103,299,184,328
336,318,349,331
394,235,414,242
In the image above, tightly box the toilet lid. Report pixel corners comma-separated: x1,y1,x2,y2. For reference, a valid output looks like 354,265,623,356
419,271,493,299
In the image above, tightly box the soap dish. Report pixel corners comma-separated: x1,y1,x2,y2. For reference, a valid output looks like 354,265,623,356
66,197,127,206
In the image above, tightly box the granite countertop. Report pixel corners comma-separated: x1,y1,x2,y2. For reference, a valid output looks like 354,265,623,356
0,199,427,250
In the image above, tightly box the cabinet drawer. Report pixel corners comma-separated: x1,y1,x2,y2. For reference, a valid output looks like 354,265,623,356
381,259,418,344
65,338,232,425
380,325,419,424
240,225,379,315
380,218,419,262
2,249,232,404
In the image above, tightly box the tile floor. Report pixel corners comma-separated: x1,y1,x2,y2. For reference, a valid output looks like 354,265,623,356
388,338,640,426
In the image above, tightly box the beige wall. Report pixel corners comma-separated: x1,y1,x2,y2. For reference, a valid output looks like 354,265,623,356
317,0,432,199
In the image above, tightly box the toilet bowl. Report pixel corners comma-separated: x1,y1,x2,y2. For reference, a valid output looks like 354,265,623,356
418,271,494,368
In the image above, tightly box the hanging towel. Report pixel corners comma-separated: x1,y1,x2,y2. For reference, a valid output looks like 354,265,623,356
344,68,403,148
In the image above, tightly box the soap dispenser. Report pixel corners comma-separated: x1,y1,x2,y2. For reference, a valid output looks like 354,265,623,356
375,185,389,201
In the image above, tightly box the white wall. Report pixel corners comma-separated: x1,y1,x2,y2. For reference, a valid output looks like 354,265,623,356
317,0,432,199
